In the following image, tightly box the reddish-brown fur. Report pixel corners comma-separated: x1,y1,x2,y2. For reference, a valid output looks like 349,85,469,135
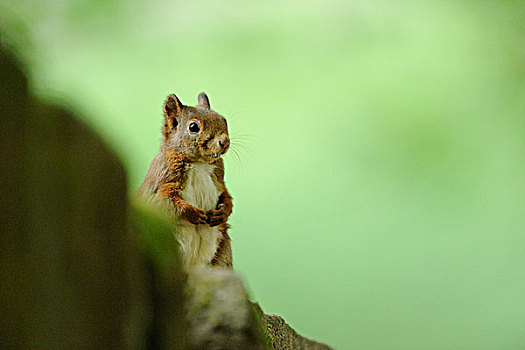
138,92,233,269
211,227,232,268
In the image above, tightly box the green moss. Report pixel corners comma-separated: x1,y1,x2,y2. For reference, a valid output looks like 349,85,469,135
250,302,274,349
129,198,182,276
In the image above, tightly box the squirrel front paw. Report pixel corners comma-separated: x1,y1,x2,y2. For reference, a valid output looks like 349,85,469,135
185,207,208,225
206,204,227,227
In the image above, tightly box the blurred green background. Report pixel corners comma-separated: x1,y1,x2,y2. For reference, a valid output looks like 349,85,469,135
2,0,525,348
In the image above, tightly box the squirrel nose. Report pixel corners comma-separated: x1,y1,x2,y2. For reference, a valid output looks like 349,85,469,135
217,136,230,153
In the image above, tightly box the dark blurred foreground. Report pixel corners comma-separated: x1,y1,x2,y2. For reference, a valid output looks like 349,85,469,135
0,42,182,349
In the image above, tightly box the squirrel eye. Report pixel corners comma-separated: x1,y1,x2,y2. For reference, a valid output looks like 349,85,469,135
188,122,200,133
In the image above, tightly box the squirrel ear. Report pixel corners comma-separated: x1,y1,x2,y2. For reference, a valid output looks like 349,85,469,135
164,94,183,127
197,92,210,109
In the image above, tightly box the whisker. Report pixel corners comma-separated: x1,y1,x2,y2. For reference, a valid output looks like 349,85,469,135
226,102,249,124
225,146,243,171
230,141,255,155
230,133,256,142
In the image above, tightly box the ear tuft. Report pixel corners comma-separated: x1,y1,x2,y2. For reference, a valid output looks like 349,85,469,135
197,92,210,109
164,94,183,116
164,94,183,128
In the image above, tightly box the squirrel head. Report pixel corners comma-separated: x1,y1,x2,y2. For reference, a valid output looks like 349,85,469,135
162,92,230,163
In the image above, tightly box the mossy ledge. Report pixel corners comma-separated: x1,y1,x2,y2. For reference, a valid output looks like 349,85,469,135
184,268,333,349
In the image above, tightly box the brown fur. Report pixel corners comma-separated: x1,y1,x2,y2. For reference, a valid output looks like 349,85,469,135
211,227,232,268
138,92,233,268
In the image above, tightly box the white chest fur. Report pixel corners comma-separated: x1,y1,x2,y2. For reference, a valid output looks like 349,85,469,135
176,163,222,269
181,163,220,211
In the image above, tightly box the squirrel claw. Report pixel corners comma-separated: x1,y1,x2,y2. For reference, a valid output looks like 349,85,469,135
206,208,226,227
197,213,208,225
186,208,208,225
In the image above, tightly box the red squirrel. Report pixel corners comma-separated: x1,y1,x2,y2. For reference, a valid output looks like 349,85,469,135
138,92,233,270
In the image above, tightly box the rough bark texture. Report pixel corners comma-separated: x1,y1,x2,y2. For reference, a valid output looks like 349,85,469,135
0,43,331,350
